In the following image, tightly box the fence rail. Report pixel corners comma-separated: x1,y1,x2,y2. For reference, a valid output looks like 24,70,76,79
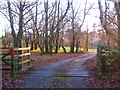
14,47,31,51
111,48,120,53
0,47,31,76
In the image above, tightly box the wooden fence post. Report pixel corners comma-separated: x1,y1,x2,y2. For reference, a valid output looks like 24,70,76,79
18,50,22,70
97,46,107,73
10,49,14,76
28,48,30,66
11,56,14,76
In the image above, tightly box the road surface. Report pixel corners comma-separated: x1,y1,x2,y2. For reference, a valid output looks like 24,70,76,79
19,53,96,88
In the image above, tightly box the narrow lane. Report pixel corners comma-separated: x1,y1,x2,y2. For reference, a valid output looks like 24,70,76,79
20,53,96,88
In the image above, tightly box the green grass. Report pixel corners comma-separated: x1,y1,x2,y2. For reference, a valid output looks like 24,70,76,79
88,49,97,51
33,47,97,52
59,47,97,52
59,47,70,50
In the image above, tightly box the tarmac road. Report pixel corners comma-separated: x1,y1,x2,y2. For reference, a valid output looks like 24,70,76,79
20,53,96,88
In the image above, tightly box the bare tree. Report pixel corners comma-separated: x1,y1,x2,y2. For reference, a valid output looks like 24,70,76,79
98,0,120,68
0,1,36,48
69,0,94,53
44,0,49,53
70,1,75,53
43,0,71,54
55,0,60,54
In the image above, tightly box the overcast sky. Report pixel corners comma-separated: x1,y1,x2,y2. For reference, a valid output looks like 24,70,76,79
0,0,114,37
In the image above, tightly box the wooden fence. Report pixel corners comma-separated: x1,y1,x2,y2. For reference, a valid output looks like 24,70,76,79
0,47,31,76
97,46,120,73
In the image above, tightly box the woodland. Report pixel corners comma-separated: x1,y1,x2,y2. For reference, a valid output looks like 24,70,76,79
0,0,120,88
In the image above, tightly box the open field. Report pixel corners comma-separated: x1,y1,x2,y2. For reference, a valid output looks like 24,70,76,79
31,47,97,53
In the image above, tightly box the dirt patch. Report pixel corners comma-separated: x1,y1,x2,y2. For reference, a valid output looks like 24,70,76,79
2,70,28,88
83,56,120,88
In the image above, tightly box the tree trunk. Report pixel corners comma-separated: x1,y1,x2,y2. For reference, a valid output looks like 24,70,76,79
7,1,18,48
31,41,34,50
34,40,37,50
55,30,59,54
25,37,29,47
50,43,53,55
62,46,66,53
34,2,38,50
37,42,44,53
44,0,49,53
118,15,120,49
70,42,74,53
75,39,79,53
117,5,120,68
70,3,75,53
55,0,60,54
17,2,24,48
50,27,54,55
85,29,89,51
